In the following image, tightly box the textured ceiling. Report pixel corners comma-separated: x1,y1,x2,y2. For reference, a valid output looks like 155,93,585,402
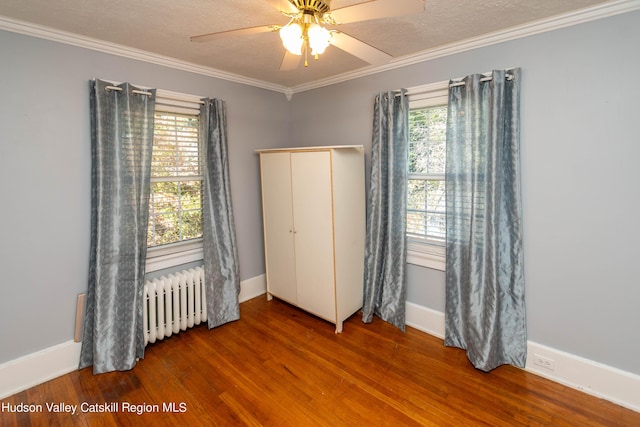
0,0,614,88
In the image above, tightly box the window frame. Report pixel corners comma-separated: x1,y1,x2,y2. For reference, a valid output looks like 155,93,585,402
406,81,449,271
146,89,205,273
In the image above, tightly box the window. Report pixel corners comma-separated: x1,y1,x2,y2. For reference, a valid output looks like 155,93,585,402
146,91,205,272
148,112,203,247
406,82,448,270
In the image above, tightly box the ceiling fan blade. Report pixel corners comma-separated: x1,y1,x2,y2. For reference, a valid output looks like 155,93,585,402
265,0,298,14
330,32,392,66
329,0,425,24
191,25,278,43
280,51,302,71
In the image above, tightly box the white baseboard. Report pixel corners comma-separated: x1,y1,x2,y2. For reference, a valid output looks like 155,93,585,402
406,302,445,339
0,340,82,399
405,302,640,413
0,274,268,400
239,274,266,303
524,342,640,412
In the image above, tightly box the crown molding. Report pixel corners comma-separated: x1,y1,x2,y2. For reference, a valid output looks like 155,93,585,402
289,0,640,94
1,0,639,98
0,15,289,95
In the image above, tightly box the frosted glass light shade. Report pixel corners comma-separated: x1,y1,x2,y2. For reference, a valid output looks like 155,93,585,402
308,24,331,55
280,23,303,55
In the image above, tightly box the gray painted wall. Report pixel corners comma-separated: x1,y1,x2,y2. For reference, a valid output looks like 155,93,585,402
1,9,639,379
289,11,640,375
0,29,289,363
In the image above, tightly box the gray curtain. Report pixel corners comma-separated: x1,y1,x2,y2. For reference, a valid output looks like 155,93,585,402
444,69,526,371
79,79,156,373
200,99,241,328
362,90,409,331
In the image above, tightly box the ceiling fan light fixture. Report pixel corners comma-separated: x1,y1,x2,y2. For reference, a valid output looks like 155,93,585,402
279,23,303,55
279,0,334,62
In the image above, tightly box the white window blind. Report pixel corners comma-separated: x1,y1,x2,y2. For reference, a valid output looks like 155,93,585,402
406,82,448,270
408,104,447,244
147,91,204,250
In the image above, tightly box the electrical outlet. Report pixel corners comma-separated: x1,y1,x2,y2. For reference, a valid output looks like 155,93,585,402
533,354,555,371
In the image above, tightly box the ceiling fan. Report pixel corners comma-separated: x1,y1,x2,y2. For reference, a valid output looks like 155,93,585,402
190,0,426,70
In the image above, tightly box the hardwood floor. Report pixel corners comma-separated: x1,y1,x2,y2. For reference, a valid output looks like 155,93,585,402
2,296,638,426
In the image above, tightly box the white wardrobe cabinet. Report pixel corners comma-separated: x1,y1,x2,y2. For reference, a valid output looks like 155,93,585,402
257,146,365,333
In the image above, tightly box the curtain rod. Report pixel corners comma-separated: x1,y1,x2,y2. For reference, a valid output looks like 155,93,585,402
449,72,515,88
101,79,206,104
105,85,153,97
104,84,207,110
403,69,518,97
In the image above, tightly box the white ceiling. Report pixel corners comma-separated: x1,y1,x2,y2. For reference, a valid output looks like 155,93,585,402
0,0,621,90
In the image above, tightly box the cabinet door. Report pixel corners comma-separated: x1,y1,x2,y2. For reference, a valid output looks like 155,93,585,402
290,151,336,322
260,153,297,304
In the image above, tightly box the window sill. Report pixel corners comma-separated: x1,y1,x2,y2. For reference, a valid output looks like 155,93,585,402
146,239,203,273
407,241,446,271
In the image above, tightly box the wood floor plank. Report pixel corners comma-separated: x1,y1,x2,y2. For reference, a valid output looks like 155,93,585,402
1,296,638,426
